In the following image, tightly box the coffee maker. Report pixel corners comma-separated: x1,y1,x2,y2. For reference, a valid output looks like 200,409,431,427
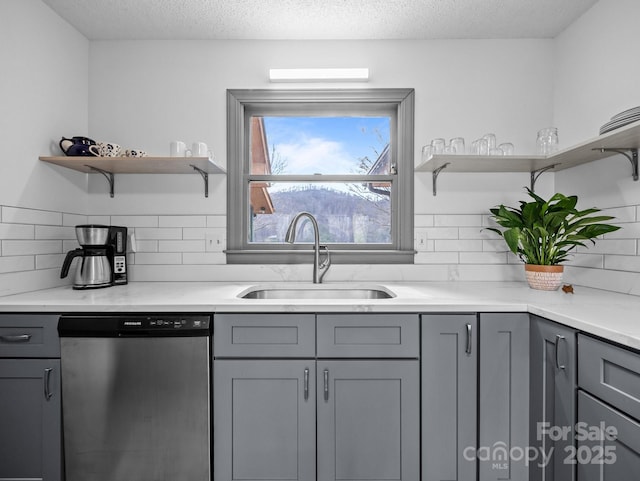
61,225,128,289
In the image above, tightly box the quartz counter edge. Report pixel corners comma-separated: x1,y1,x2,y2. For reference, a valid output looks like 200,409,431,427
0,281,638,351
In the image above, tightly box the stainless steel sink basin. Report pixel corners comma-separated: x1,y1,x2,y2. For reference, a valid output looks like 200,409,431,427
240,286,395,300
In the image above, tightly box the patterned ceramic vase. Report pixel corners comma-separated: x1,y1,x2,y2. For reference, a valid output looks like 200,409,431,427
524,264,564,290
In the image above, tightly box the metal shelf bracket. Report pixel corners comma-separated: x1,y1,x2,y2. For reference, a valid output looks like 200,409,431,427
530,164,560,192
432,163,450,196
191,164,209,198
592,148,638,181
86,165,115,198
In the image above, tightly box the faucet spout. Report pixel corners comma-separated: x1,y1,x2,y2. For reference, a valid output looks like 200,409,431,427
285,212,331,283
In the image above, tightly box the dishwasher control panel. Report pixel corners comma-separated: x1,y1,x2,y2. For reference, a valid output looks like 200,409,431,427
122,316,209,331
58,314,211,337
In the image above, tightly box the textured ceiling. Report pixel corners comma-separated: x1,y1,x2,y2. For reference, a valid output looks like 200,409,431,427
41,0,598,40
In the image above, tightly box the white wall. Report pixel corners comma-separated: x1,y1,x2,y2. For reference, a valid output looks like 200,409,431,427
0,0,89,295
0,0,89,212
554,0,640,294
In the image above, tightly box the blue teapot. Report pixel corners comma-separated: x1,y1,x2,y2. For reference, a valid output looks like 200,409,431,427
59,136,97,156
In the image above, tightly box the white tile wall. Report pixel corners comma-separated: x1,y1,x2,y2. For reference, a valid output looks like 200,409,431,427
3,204,640,297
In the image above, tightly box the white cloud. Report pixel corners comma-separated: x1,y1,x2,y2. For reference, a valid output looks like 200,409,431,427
275,136,356,174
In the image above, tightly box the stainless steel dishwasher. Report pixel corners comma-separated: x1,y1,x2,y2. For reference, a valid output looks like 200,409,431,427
58,314,211,481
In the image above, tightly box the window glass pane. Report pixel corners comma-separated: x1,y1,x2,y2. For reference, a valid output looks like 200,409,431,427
250,182,391,244
250,116,391,175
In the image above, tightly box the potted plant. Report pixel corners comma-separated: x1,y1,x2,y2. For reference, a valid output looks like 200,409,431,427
487,188,621,290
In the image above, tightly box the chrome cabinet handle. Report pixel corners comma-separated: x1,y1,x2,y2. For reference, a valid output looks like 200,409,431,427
44,368,53,401
555,335,566,370
465,323,472,355
304,367,309,401
323,369,329,401
0,334,32,343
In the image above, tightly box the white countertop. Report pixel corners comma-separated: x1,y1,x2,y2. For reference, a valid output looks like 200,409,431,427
1,281,639,350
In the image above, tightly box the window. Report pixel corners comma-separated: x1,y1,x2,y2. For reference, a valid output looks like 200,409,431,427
227,89,415,264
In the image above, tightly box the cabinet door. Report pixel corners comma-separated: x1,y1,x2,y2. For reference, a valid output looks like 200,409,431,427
214,360,316,481
577,390,640,481
317,360,420,481
479,313,530,481
0,359,61,481
530,315,577,481
422,314,477,481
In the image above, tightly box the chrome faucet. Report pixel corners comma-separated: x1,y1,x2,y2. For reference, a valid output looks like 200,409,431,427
285,212,331,283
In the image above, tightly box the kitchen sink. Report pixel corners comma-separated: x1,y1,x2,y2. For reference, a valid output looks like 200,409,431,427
239,285,395,300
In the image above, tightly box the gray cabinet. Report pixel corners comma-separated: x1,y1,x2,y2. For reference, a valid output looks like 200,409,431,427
577,391,640,481
214,360,316,481
213,313,419,481
316,360,420,481
530,315,577,481
420,313,528,481
479,313,530,481
0,314,61,481
576,334,640,481
421,314,477,481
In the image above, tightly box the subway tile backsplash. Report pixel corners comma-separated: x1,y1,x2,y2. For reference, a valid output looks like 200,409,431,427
2,204,640,297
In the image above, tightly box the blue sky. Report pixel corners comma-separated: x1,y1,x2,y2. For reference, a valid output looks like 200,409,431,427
262,116,390,175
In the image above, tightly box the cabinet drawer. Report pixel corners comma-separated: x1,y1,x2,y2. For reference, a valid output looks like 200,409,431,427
0,314,60,358
317,314,419,358
577,390,640,481
214,314,315,357
578,334,640,421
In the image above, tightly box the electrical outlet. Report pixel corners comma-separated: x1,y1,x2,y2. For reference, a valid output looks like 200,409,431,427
414,229,428,251
205,229,226,252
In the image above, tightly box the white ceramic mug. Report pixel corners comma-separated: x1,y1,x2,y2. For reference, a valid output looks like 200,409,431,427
170,140,186,157
186,141,213,159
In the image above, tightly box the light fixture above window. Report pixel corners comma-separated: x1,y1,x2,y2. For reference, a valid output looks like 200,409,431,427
268,68,369,82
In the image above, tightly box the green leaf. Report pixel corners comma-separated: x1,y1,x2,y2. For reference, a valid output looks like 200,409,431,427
503,228,521,255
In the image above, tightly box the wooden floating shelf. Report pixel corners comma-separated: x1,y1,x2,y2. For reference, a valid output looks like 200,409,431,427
415,155,548,173
415,120,640,195
39,156,226,174
40,156,226,198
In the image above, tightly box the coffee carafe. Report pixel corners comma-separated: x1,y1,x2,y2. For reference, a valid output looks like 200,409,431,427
61,225,112,289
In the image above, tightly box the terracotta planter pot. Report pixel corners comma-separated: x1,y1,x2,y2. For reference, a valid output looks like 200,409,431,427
524,264,564,291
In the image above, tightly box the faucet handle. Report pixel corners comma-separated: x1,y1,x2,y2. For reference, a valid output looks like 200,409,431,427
319,245,331,282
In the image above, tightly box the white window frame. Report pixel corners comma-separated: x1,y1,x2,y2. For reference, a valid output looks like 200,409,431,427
226,88,415,264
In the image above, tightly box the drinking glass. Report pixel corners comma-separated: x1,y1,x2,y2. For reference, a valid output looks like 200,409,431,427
450,137,465,154
489,147,504,156
536,128,559,155
431,138,446,155
498,143,514,155
421,145,433,162
476,138,489,155
482,133,497,151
